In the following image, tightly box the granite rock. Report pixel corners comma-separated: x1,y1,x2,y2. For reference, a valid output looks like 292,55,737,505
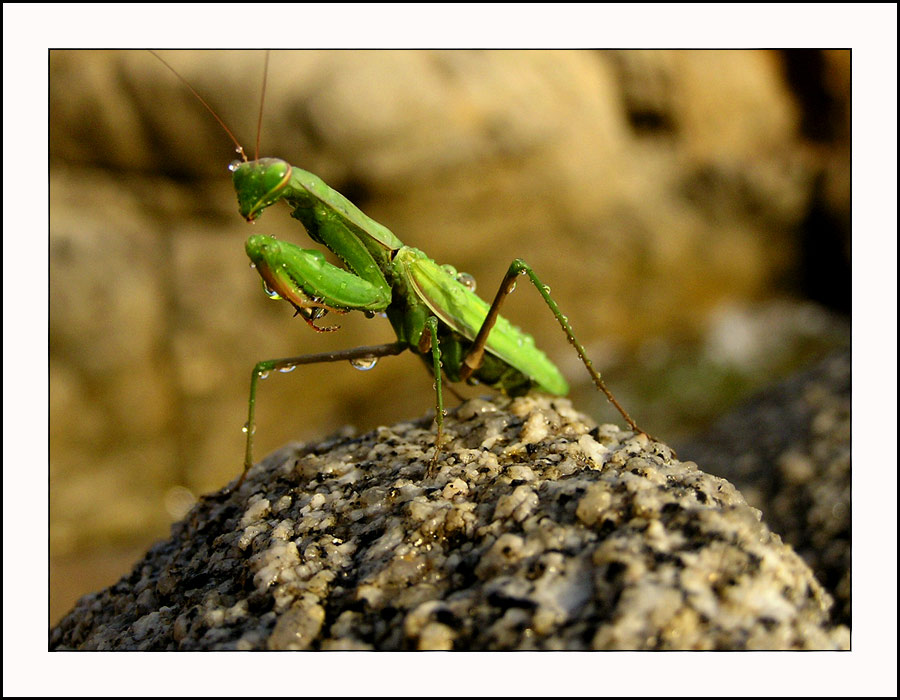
679,350,851,627
51,395,848,650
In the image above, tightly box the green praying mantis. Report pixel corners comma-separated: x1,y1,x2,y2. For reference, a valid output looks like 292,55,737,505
152,51,657,486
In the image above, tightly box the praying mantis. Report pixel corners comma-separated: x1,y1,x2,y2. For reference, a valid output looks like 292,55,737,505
151,51,656,485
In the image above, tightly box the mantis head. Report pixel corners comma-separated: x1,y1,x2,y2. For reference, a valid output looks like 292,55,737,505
150,51,285,223
231,158,292,222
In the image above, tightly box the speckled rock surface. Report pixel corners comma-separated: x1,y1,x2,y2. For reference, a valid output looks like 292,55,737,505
678,350,850,628
50,395,848,650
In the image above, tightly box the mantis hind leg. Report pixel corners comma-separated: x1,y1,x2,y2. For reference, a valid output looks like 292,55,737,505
459,259,658,444
238,341,407,489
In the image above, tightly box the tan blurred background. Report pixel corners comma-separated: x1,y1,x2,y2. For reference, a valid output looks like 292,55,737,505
49,49,850,624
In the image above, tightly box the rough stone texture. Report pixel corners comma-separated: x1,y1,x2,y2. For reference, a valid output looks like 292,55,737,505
51,395,848,650
678,349,851,628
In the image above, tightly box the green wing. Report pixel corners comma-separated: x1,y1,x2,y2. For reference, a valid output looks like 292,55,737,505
395,247,569,396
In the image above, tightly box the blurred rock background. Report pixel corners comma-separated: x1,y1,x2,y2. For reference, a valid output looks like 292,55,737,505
49,49,850,624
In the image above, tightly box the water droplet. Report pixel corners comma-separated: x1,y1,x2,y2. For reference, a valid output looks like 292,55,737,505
242,422,256,435
279,366,296,373
457,272,477,291
258,370,270,380
349,356,378,371
263,282,281,300
542,284,551,293
300,307,328,322
249,262,257,269
228,160,242,172
510,282,517,293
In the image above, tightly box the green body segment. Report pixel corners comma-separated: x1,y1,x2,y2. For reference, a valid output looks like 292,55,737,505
392,247,569,396
286,166,403,253
233,157,568,397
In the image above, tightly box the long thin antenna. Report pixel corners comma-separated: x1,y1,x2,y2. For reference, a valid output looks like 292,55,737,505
148,50,247,162
255,51,270,162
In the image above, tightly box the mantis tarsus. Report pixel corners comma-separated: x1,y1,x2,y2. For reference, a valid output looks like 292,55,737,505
152,51,657,486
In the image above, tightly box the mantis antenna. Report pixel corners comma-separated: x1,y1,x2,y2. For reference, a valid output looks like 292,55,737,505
148,49,248,162
255,51,270,162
